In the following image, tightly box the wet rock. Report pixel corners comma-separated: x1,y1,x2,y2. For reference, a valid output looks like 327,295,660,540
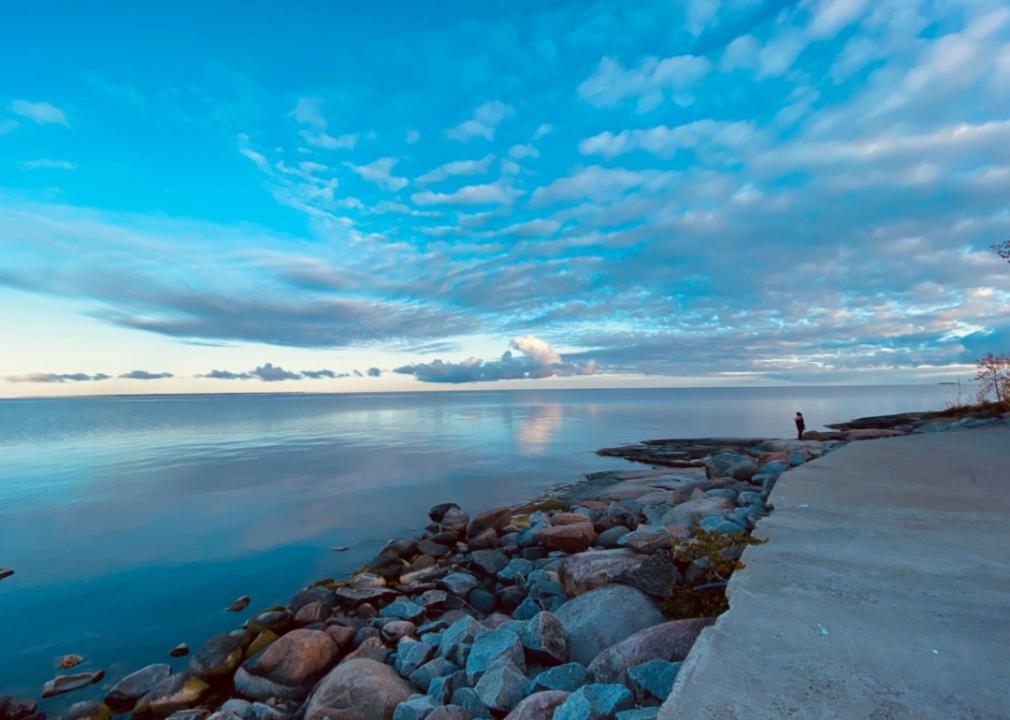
42,671,105,698
57,655,83,670
304,659,413,720
419,590,449,611
467,528,500,551
534,524,596,554
247,630,279,658
61,701,110,720
427,706,472,720
474,660,527,712
467,507,512,539
626,659,682,703
134,673,208,717
440,508,470,536
554,684,633,720
393,695,437,720
381,599,425,623
519,612,567,665
169,644,190,658
105,664,173,711
370,554,411,582
503,691,570,720
295,600,329,624
513,597,541,621
554,584,664,665
465,629,525,682
335,586,399,607
189,632,247,682
289,586,337,614
246,608,294,635
418,540,452,558
343,636,388,664
558,549,644,596
616,549,679,598
468,550,509,577
408,657,457,692
704,452,757,481
597,526,630,549
451,688,491,719
440,572,478,597
525,663,587,694
497,558,534,583
218,699,250,717
427,670,467,704
499,586,526,613
2,697,38,720
395,639,435,678
467,588,498,616
226,596,251,613
233,628,340,701
438,616,481,665
429,502,461,522
588,618,714,683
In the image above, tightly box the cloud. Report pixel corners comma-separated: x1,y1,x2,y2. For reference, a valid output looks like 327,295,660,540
579,120,756,159
578,55,710,112
395,335,596,384
722,34,759,70
531,166,675,205
119,370,173,380
806,0,870,39
367,367,381,377
20,159,77,171
10,100,68,126
291,97,327,127
201,363,338,381
250,362,302,381
300,130,359,150
447,101,514,141
301,369,349,379
412,182,522,206
416,155,495,184
6,372,110,383
345,157,408,191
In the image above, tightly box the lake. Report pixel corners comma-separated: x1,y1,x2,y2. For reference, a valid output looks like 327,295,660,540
0,385,952,702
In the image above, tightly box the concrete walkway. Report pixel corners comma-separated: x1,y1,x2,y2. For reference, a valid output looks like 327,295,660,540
660,427,1010,720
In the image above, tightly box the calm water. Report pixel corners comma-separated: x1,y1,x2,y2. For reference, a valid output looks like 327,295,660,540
0,386,950,701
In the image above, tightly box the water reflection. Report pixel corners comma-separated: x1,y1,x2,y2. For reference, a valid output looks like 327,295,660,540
516,404,562,454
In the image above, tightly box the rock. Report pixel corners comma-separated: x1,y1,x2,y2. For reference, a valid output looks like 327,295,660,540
704,452,757,481
419,590,449,610
558,549,645,596
304,659,413,720
662,496,734,529
626,660,682,702
519,612,567,665
165,711,209,720
290,586,337,613
247,608,294,635
467,588,498,616
295,600,330,624
343,636,388,664
554,585,664,665
616,709,659,720
440,507,470,535
189,632,247,681
525,663,587,694
440,572,479,597
587,618,714,683
234,628,339,701
465,629,525,682
169,643,190,658
393,695,437,720
504,691,570,720
370,554,410,581
497,558,534,583
468,550,509,577
57,655,83,670
394,639,435,678
218,700,250,717
0,568,14,580
134,673,208,717
438,616,481,666
427,671,467,704
417,540,452,558
615,549,679,598
513,597,541,621
335,586,399,607
467,528,500,551
533,524,597,554
553,684,633,720
429,502,460,522
617,525,680,554
473,660,527,712
42,671,105,698
2,697,38,720
467,507,512,539
247,630,279,658
381,599,425,623
382,620,417,643
61,701,110,720
698,515,745,534
427,706,472,720
499,586,526,613
451,688,492,719
408,657,457,692
226,596,251,613
105,664,172,711
597,526,630,549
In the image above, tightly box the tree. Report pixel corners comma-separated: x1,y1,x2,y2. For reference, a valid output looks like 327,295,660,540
994,240,1010,263
975,352,1010,406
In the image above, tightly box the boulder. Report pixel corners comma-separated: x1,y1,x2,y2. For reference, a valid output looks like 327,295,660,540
553,684,633,720
497,558,534,583
381,599,426,623
467,507,512,539
427,707,472,720
392,695,437,720
616,709,659,720
382,620,417,643
42,671,105,698
533,524,596,554
450,688,492,719
525,663,587,694
438,616,481,666
557,549,644,596
703,452,757,481
189,632,247,682
626,660,682,703
427,670,467,705
467,528,500,551
473,660,527,712
440,572,478,597
105,664,172,711
597,526,630,549
394,639,435,678
587,618,714,683
440,507,470,536
289,586,337,614
554,585,664,665
662,496,734,529
616,549,679,598
165,712,209,720
468,550,509,577
503,690,569,720
429,502,460,522
304,659,413,720
617,525,681,554
465,629,525,682
417,540,452,558
61,701,110,720
234,628,339,700
134,674,209,717
408,657,457,692
519,612,567,665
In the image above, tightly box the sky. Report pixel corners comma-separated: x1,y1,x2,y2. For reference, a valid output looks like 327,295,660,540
1,0,1009,397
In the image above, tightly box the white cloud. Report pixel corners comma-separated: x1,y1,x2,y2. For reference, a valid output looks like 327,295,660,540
806,0,870,38
686,0,721,36
291,97,327,127
497,219,561,237
416,154,495,184
411,182,522,206
509,144,539,160
448,101,514,141
20,159,77,171
531,166,675,205
533,123,553,140
757,29,807,78
10,100,68,126
300,130,359,150
578,55,711,112
345,157,408,191
722,34,759,70
579,120,756,158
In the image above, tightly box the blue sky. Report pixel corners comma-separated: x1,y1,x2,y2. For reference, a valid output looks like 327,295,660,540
2,0,1009,395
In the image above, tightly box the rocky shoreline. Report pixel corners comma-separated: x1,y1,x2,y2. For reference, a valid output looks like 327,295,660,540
3,407,1007,720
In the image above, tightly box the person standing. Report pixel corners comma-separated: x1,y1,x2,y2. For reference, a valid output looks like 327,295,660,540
794,411,806,440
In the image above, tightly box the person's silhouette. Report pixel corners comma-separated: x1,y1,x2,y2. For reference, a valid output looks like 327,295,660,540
794,411,806,440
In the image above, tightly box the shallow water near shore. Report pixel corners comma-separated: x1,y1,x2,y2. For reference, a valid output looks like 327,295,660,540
0,385,951,702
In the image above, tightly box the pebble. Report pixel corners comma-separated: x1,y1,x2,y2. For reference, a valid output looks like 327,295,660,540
225,596,250,613
0,568,14,581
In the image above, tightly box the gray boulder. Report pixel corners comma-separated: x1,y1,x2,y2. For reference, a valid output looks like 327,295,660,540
519,612,567,665
553,684,633,720
557,549,644,596
393,695,437,720
587,618,713,683
503,691,570,720
105,664,171,711
473,660,527,713
304,659,413,720
626,659,682,702
133,674,209,718
525,663,587,694
704,452,757,481
233,628,339,701
189,632,247,682
554,585,664,665
465,628,525,682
